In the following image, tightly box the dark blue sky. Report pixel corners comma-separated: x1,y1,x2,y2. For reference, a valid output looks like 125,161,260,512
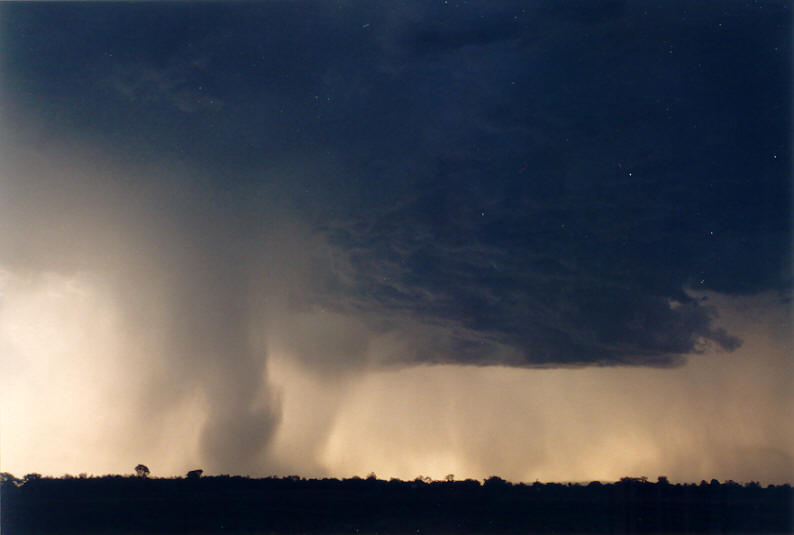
2,1,790,368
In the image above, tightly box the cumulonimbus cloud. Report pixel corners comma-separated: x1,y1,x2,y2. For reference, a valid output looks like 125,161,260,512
0,1,789,476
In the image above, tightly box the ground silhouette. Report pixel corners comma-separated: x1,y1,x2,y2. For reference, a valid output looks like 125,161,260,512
1,473,791,533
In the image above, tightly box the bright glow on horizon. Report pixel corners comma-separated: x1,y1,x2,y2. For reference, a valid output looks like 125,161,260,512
1,269,791,484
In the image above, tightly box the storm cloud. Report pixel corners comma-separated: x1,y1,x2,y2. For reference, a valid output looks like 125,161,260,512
0,1,790,476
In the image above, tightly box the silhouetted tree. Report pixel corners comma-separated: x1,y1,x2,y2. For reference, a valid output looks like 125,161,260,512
483,476,509,489
0,472,19,484
187,469,203,480
135,464,150,478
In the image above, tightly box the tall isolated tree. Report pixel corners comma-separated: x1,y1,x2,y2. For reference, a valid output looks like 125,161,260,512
135,464,150,478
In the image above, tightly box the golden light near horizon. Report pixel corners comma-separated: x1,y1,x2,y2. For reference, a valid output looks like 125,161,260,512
271,323,792,484
0,270,208,477
5,265,788,483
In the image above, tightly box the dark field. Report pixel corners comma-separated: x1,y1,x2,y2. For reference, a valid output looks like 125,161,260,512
2,475,791,534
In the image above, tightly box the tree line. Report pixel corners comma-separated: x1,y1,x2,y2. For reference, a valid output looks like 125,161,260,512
2,471,791,533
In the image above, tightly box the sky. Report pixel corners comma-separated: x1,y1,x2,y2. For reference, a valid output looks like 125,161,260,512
0,1,791,484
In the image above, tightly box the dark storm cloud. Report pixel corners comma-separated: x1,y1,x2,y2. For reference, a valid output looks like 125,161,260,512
1,0,790,392
319,1,791,366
